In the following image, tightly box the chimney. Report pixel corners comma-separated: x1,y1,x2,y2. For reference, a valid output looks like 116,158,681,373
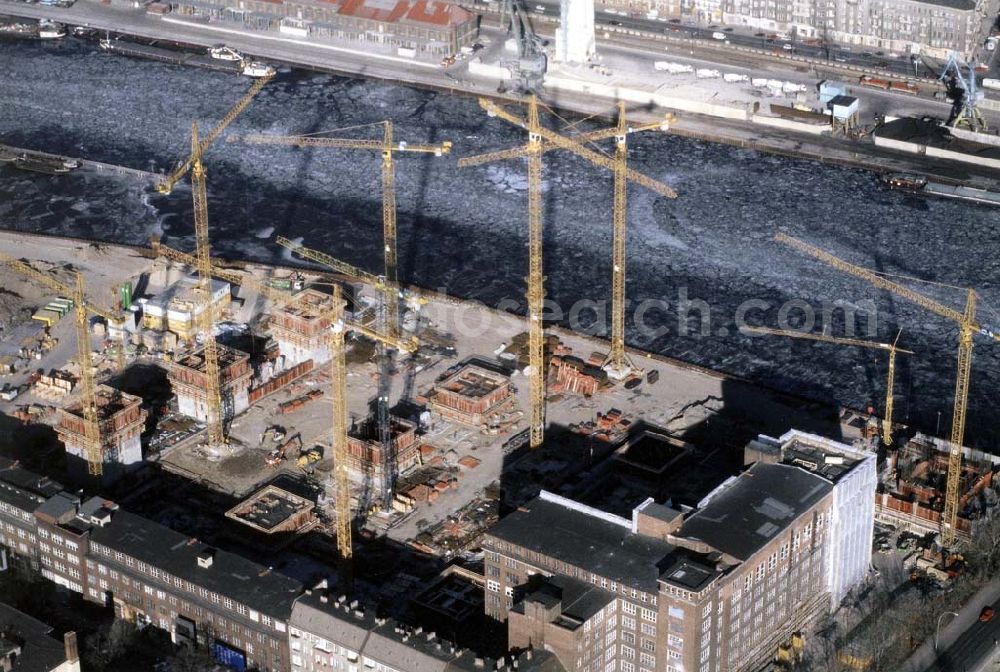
64,631,79,663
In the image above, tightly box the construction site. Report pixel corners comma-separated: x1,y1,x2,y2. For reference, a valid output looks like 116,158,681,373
3,33,1000,672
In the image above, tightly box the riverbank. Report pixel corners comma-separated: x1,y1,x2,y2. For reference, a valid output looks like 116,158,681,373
4,0,1000,192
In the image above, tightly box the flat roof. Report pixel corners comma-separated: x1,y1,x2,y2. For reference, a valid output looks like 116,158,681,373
0,602,68,672
677,463,832,561
487,495,673,593
518,575,614,626
90,510,302,619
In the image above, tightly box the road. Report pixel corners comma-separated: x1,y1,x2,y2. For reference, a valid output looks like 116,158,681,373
925,599,1000,672
3,0,1000,193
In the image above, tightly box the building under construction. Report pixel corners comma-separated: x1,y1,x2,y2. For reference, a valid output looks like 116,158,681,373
167,345,252,426
225,484,317,535
346,413,418,480
877,433,1000,541
139,264,231,340
423,363,516,428
55,385,146,480
268,288,337,367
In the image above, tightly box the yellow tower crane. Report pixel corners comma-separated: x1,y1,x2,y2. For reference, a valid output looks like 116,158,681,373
741,326,912,445
458,96,675,447
777,233,1000,546
151,235,415,580
189,122,226,447
155,72,274,195
0,255,124,474
230,121,451,336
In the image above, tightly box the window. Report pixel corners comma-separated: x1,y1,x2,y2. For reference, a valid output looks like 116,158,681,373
620,645,634,659
640,653,655,667
640,608,657,623
622,602,637,616
669,606,685,620
640,623,655,636
640,639,655,653
621,663,635,672
668,634,683,649
623,616,636,630
487,580,499,593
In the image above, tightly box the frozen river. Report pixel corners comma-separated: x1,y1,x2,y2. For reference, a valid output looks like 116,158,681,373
3,37,1000,446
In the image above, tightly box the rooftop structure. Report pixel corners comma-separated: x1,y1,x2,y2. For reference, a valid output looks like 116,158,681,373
423,363,516,428
55,385,146,482
167,343,252,425
225,485,317,535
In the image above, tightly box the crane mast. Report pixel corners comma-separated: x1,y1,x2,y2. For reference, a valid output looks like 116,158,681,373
327,286,353,583
607,103,632,377
741,325,911,445
460,98,674,447
233,123,447,503
525,97,546,448
73,272,102,475
190,123,226,447
777,233,1000,546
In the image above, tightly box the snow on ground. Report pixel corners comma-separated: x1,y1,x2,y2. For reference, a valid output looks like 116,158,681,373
3,38,1000,445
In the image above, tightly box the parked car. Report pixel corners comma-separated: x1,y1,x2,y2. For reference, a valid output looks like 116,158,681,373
980,606,995,623
711,31,727,40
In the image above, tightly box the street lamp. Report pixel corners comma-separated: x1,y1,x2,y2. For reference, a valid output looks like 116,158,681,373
934,611,959,652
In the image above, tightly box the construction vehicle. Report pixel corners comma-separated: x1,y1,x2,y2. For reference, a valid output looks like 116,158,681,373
155,73,273,194
266,434,302,467
458,97,675,448
235,123,449,512
297,447,322,469
778,233,1000,546
742,326,912,445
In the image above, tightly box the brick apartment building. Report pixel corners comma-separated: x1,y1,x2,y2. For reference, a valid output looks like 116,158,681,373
482,430,876,672
0,457,302,672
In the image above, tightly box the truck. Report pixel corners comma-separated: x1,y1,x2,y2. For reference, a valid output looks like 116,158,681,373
696,68,721,79
654,61,694,74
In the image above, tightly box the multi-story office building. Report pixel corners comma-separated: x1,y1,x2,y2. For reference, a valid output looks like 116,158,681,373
482,430,876,672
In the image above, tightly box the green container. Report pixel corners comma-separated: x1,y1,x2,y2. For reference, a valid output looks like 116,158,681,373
120,281,133,310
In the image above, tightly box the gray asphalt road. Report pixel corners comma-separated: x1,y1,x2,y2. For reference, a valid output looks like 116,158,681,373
927,601,1000,672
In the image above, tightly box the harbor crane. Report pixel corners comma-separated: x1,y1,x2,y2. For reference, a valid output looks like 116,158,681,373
189,122,226,447
498,0,547,90
741,325,912,446
233,123,448,510
459,96,675,448
155,72,274,194
0,256,120,475
939,53,987,132
777,233,1000,546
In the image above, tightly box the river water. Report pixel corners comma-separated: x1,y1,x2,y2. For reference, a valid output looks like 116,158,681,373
3,37,999,445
